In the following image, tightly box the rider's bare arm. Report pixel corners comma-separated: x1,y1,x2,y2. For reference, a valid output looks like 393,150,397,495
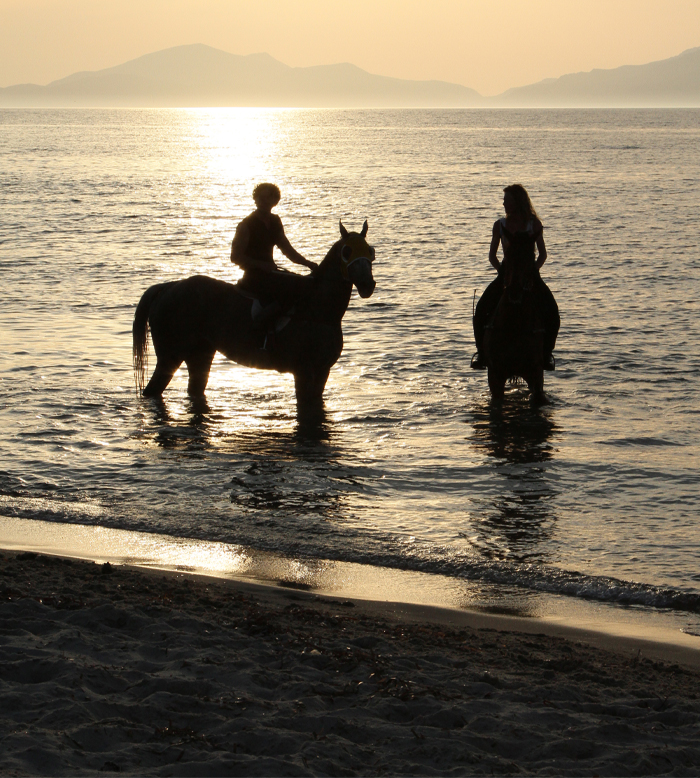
277,229,318,271
535,221,547,268
230,222,270,272
488,220,501,272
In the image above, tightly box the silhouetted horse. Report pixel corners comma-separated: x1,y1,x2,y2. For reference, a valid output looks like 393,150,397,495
482,255,547,403
133,222,376,404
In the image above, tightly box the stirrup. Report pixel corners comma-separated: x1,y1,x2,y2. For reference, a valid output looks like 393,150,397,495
470,351,487,370
261,330,277,352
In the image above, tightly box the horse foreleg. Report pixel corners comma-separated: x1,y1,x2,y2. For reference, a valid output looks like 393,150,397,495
487,369,506,401
294,369,330,404
185,351,215,397
143,357,181,397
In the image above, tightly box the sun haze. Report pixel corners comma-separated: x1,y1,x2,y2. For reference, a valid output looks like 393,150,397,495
1,0,699,94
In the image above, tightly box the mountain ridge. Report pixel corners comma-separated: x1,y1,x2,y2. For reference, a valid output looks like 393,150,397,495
498,45,700,106
1,43,699,107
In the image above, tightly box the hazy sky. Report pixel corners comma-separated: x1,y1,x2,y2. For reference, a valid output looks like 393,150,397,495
2,0,700,95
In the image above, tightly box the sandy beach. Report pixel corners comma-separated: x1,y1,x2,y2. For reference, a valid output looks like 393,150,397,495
2,551,700,776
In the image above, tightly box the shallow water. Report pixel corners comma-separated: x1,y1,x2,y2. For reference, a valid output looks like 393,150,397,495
1,108,699,633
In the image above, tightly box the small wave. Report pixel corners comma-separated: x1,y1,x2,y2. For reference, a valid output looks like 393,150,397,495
353,549,700,615
465,560,700,613
600,436,683,447
0,495,104,522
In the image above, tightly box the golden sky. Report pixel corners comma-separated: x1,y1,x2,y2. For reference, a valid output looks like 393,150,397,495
1,0,700,95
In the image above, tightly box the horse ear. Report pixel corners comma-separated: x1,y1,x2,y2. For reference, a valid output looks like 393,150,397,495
360,220,368,238
339,220,349,238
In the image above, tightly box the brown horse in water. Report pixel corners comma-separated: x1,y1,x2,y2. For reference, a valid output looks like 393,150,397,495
482,255,547,404
133,222,376,404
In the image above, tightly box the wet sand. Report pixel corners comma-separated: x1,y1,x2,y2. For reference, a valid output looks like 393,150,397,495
2,550,700,776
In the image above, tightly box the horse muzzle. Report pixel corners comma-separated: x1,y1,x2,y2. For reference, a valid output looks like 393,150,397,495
356,279,376,298
348,256,376,298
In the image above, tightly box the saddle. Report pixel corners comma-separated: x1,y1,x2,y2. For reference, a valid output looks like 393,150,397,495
250,298,292,333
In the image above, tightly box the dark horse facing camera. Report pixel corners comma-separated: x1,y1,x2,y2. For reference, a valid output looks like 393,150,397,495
133,221,376,404
482,254,548,404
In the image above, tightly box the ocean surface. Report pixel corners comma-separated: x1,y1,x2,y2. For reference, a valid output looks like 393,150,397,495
1,108,699,636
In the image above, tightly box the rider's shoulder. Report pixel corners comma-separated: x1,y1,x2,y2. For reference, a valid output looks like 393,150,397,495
531,217,544,235
235,215,251,234
238,211,257,228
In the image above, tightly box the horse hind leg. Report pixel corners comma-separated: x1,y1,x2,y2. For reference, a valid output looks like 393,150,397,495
185,351,215,397
143,356,182,397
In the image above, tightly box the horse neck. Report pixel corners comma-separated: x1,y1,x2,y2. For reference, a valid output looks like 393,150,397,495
305,247,352,324
494,278,538,329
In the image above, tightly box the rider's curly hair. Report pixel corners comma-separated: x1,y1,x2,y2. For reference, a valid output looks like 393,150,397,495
253,183,281,206
504,184,539,221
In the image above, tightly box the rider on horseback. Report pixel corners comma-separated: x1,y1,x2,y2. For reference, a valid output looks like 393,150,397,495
471,184,559,371
231,183,318,327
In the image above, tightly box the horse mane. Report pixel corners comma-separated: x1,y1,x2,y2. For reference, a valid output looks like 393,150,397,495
313,238,343,280
502,254,536,291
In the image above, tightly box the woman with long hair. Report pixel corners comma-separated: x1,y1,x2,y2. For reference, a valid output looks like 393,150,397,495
471,184,559,370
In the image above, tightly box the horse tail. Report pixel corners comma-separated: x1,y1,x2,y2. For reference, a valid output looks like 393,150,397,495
132,282,172,394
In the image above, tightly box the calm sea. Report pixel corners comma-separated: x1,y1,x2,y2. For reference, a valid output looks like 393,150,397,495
1,108,699,635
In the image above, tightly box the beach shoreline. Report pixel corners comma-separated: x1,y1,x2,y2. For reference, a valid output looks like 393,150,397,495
2,549,700,776
3,515,700,661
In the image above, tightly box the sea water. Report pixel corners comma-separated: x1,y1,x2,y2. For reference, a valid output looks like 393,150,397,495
1,108,699,637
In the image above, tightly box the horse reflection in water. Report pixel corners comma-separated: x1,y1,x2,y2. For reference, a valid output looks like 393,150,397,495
467,399,559,566
133,222,376,407
136,394,357,589
139,394,362,528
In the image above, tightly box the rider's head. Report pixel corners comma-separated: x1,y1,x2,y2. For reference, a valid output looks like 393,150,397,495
503,184,539,220
253,183,281,208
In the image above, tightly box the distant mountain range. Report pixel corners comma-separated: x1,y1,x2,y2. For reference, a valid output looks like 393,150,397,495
1,43,699,108
497,45,700,107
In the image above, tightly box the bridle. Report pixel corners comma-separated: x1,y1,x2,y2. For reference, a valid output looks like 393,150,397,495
339,234,374,280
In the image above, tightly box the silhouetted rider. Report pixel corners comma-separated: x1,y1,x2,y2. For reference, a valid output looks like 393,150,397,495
231,183,317,319
472,184,559,371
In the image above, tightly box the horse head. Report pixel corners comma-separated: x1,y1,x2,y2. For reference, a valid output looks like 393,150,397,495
333,220,376,298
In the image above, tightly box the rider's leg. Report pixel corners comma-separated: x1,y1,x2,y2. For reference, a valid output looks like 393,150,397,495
472,276,502,368
535,276,559,370
243,268,309,350
252,300,282,326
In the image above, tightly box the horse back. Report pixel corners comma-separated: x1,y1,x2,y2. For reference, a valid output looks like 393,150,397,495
146,275,252,351
484,287,544,376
